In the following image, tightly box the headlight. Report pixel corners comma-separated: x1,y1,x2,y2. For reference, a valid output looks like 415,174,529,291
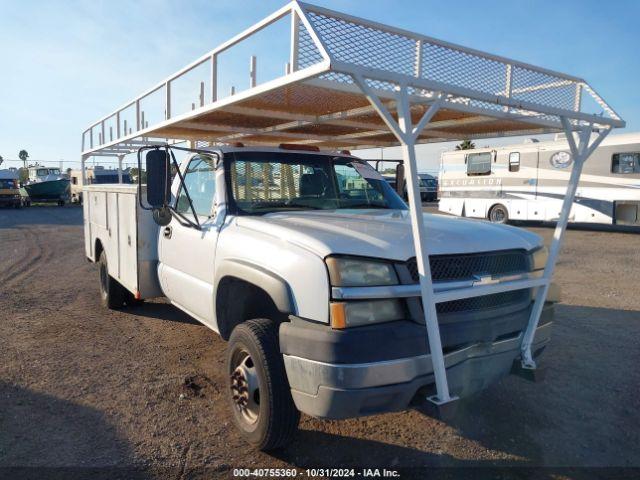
326,256,398,287
531,246,548,271
330,300,405,329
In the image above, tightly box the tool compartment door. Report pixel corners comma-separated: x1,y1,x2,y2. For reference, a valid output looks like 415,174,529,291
117,192,138,293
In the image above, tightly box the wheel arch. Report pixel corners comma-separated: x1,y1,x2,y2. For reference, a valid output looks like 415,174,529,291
94,237,104,263
214,259,295,340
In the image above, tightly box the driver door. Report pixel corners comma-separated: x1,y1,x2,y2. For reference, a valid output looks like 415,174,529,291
158,154,220,327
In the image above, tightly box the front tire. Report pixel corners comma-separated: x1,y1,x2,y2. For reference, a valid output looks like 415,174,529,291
227,319,299,451
489,203,509,224
98,250,127,309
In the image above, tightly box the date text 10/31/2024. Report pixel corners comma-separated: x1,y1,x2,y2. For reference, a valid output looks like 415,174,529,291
232,468,401,477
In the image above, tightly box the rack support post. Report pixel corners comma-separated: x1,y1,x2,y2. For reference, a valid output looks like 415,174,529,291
117,155,124,184
81,154,88,186
520,120,611,369
353,75,454,406
396,94,455,406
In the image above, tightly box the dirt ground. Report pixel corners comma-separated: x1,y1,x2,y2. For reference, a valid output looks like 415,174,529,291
1,205,639,479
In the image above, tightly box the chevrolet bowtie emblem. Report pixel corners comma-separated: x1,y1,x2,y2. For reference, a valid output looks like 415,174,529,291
472,274,500,286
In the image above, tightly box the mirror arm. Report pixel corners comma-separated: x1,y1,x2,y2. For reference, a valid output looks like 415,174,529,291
168,148,201,230
166,206,200,229
136,147,147,211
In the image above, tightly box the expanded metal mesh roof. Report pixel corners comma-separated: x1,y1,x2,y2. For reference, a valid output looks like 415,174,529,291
82,1,624,157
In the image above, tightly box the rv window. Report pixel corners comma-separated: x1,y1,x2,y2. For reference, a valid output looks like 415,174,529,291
611,152,640,174
509,152,520,172
466,152,492,176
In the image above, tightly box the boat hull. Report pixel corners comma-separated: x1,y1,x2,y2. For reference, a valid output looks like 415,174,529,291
24,179,70,202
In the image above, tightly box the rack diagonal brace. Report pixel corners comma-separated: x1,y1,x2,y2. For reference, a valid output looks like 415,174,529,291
520,120,611,369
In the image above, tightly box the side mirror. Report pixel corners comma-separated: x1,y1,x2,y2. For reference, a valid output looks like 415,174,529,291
395,163,405,196
146,149,170,209
152,206,172,226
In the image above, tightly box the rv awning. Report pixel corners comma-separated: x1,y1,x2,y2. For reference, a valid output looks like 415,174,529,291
81,1,623,157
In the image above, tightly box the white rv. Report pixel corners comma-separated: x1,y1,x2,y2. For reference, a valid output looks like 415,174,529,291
439,133,640,225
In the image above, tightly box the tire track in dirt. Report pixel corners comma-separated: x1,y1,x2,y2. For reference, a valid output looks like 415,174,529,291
0,226,56,290
0,227,42,286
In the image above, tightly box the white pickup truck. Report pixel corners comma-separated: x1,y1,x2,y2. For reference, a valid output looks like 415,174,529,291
84,144,555,450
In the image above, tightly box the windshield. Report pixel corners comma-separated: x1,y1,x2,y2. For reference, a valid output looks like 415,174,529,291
226,151,407,215
0,179,17,189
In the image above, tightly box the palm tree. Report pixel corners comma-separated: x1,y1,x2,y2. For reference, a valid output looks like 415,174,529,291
455,140,475,150
0,154,3,166
18,149,29,169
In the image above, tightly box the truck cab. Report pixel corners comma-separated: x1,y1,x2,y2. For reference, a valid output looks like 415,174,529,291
84,144,555,450
0,169,22,208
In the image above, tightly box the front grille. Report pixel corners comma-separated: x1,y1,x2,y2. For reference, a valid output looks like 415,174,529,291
436,290,529,314
405,250,531,315
406,249,528,283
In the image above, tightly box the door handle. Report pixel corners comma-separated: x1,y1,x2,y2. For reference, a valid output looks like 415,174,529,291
163,226,172,239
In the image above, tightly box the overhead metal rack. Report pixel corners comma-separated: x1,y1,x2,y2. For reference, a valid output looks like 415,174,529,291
81,1,624,407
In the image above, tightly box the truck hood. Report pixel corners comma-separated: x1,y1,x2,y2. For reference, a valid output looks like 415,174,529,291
234,209,542,260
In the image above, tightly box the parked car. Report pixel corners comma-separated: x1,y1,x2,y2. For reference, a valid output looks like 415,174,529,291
0,169,22,208
418,173,438,202
383,173,437,202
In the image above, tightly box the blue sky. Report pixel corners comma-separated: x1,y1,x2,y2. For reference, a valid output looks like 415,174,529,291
0,0,638,171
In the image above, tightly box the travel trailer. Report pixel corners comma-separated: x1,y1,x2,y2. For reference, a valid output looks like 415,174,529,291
69,166,131,204
439,133,640,225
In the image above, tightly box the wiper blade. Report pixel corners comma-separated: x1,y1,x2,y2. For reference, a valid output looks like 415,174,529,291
286,202,322,210
250,201,322,210
340,203,391,209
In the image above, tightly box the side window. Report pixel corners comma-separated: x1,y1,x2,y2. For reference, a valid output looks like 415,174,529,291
334,163,385,201
466,152,492,176
509,152,520,172
176,155,217,216
611,152,640,174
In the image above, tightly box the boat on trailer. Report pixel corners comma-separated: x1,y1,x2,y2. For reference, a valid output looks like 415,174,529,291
23,166,70,206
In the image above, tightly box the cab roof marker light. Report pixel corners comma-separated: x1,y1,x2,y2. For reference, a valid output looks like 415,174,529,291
278,143,320,152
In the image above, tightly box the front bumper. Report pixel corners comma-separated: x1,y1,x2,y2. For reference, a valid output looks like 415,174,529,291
281,304,553,419
0,195,21,205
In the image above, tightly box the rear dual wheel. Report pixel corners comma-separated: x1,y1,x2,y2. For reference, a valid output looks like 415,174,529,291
98,251,127,309
98,251,142,309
